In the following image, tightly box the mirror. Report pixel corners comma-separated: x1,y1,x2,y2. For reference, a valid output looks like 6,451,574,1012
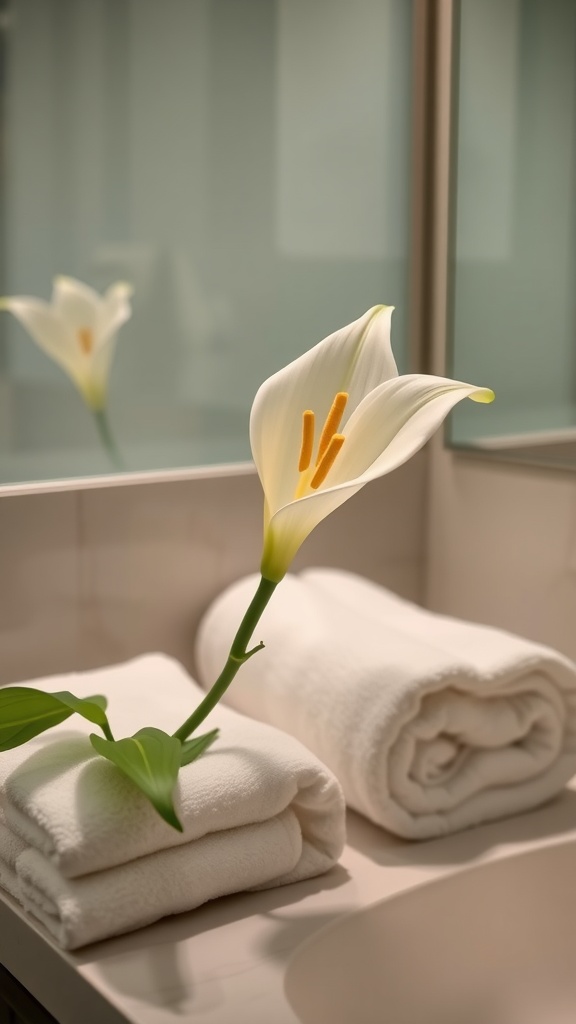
0,0,414,487
448,0,576,470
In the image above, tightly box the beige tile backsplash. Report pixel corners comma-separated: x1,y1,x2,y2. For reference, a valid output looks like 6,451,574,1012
426,439,576,661
0,490,82,683
0,454,427,685
3,443,576,688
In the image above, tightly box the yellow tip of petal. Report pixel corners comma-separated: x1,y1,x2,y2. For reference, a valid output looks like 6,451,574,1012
368,303,395,321
470,388,495,404
112,281,134,298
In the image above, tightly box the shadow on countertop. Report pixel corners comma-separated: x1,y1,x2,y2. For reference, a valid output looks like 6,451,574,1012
345,785,576,867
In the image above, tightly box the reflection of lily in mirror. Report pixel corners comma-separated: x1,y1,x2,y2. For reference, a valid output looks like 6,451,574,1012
0,275,133,469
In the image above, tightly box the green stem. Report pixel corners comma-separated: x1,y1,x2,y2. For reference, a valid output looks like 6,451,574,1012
92,408,124,470
173,575,277,742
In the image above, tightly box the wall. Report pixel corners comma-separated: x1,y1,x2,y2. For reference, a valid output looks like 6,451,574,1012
3,429,576,692
0,453,427,685
426,440,576,661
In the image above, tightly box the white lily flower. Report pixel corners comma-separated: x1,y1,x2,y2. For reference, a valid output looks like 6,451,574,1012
0,275,133,410
250,305,494,582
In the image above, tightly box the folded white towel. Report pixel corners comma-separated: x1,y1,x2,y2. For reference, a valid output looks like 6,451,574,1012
0,806,302,950
0,654,345,948
196,570,576,839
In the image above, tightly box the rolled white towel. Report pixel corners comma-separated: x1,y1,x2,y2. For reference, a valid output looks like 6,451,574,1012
0,654,345,948
195,569,576,839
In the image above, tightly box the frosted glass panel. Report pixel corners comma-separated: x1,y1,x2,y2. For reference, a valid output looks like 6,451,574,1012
449,0,576,467
0,0,413,485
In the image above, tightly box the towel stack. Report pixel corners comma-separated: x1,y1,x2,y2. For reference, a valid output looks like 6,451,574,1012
196,569,576,839
0,654,345,949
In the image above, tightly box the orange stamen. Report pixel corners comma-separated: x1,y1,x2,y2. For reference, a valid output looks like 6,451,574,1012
298,410,315,472
316,392,348,465
310,433,345,489
78,327,94,355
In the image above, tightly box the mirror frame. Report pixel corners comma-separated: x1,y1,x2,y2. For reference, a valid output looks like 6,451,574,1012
435,0,576,472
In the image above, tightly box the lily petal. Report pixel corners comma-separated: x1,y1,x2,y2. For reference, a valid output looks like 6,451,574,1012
328,375,495,486
85,340,118,409
0,297,79,372
0,277,133,411
52,276,103,331
97,282,133,349
104,281,134,304
250,305,397,512
259,375,493,581
261,481,366,582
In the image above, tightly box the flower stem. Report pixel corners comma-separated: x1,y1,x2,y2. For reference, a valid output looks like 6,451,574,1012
93,408,124,470
173,575,277,742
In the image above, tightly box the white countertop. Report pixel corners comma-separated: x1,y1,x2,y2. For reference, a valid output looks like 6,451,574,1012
2,782,576,1024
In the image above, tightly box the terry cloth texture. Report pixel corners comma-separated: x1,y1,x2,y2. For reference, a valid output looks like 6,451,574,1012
0,654,345,948
196,569,576,839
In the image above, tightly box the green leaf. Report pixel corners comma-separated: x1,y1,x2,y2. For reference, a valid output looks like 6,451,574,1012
180,728,219,767
0,687,113,751
90,728,184,831
52,691,111,729
0,687,72,750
